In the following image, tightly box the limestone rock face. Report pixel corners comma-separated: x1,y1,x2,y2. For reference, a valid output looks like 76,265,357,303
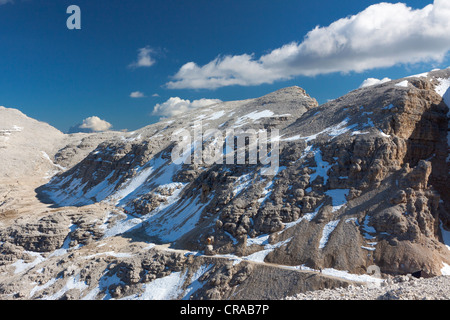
0,213,71,253
0,70,449,300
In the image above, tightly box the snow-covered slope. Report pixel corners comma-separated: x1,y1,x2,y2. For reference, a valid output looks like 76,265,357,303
37,70,450,276
0,106,123,181
38,87,318,244
1,70,449,300
0,107,65,179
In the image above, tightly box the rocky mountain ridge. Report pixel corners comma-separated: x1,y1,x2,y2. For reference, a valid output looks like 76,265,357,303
0,69,449,300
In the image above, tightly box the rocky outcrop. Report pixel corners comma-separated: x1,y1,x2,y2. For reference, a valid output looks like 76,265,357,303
0,212,72,253
169,71,449,277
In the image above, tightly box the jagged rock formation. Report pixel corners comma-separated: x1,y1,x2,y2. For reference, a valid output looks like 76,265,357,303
0,70,449,300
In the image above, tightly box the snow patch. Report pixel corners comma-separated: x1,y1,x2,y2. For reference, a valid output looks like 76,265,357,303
319,219,340,249
247,234,270,247
282,118,357,142
215,237,292,265
241,237,292,263
29,278,58,298
234,110,274,127
83,251,134,260
205,110,226,121
395,80,409,88
362,215,377,240
182,264,213,300
282,204,324,231
441,263,450,276
378,129,391,138
319,268,383,284
309,148,333,185
11,251,45,274
142,194,212,243
43,274,89,300
286,265,384,284
233,173,252,197
325,189,350,212
359,77,391,88
257,179,274,204
0,125,23,144
407,72,429,78
121,271,187,300
110,166,155,204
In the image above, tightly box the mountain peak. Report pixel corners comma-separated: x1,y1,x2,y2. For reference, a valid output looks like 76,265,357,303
261,85,309,98
251,86,318,113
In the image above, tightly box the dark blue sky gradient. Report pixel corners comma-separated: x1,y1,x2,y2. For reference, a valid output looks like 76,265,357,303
0,0,446,132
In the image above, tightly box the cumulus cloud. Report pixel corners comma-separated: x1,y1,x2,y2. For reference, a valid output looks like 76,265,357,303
80,116,112,131
130,91,146,98
359,77,392,88
69,116,112,133
129,46,156,68
166,0,450,89
152,97,222,117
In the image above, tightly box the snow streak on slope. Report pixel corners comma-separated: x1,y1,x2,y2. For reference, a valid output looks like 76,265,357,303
43,275,89,300
318,220,340,249
121,271,188,300
395,80,409,88
41,151,66,179
309,148,333,186
282,204,324,231
434,77,450,165
325,189,350,212
142,194,212,243
435,78,450,108
234,110,275,127
282,118,357,142
0,125,23,144
182,264,213,300
44,154,176,208
107,155,180,206
109,167,155,204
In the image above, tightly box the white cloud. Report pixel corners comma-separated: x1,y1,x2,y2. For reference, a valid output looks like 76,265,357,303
129,46,155,68
152,97,222,117
130,91,146,98
79,116,112,132
152,93,160,97
359,77,391,88
167,0,450,89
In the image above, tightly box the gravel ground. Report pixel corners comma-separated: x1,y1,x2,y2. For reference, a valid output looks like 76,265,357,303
287,276,450,300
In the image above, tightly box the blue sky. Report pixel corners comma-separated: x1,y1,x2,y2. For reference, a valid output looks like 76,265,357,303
1,0,449,132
